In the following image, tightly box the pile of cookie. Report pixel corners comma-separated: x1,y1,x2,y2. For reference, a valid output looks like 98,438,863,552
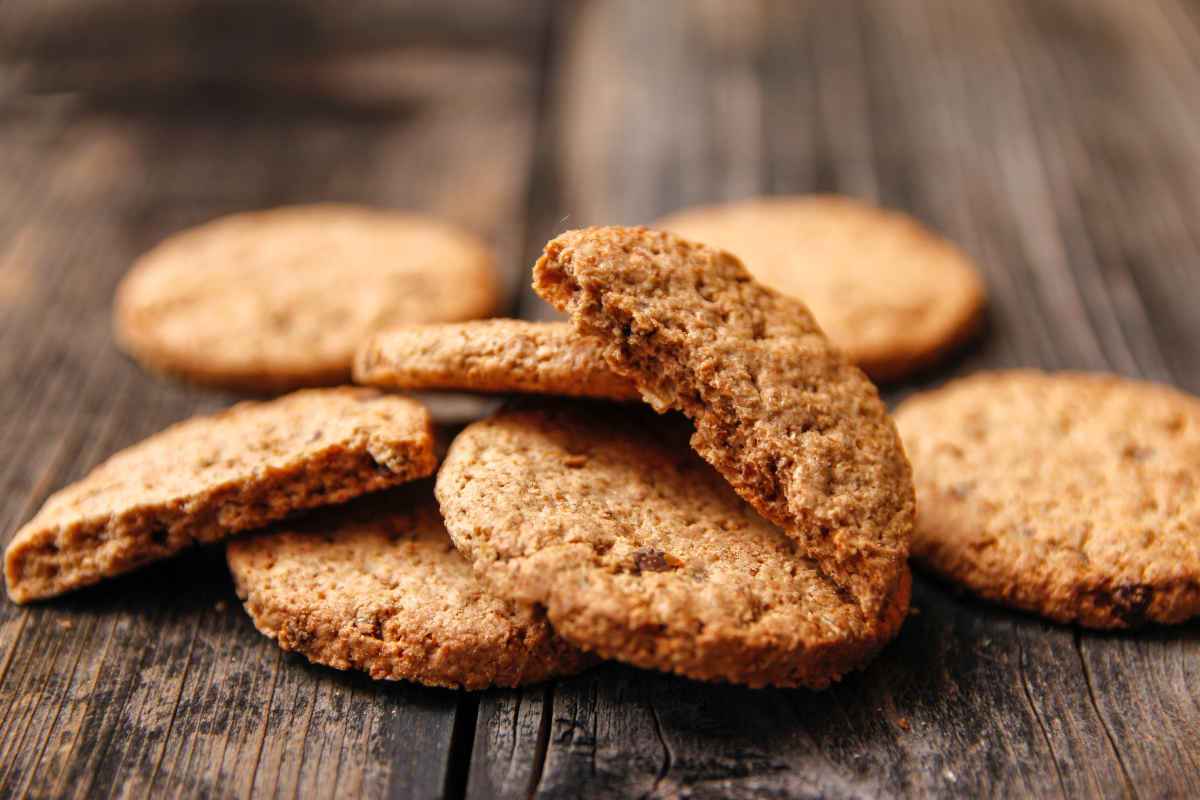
6,198,1198,691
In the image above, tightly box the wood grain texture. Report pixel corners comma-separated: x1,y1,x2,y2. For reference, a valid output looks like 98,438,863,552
4,0,1200,797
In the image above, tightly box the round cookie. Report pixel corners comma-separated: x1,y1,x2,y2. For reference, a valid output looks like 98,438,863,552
5,387,436,603
354,319,638,400
115,204,500,392
227,484,592,689
896,370,1200,629
436,404,911,689
655,195,986,381
534,226,914,621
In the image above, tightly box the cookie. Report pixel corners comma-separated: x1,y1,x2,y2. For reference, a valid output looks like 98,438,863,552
115,204,500,392
436,405,911,688
655,195,986,381
227,483,592,689
353,319,638,400
896,370,1200,629
533,226,913,619
5,388,436,603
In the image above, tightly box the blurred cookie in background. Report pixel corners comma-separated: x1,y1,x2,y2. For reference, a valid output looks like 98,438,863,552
656,195,987,382
115,204,500,393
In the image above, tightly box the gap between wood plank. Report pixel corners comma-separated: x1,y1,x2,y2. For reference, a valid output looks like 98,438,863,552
527,684,554,799
442,695,481,800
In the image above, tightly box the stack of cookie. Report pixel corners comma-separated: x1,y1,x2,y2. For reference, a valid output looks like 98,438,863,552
8,197,1199,692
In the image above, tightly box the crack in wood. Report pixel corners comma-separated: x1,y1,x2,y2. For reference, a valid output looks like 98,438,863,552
1015,629,1070,799
1074,631,1139,799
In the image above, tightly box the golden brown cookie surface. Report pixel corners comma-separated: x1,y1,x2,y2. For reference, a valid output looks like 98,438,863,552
656,195,986,381
897,370,1200,628
436,405,911,689
228,484,592,689
533,226,913,620
5,388,436,603
354,319,637,400
115,204,499,392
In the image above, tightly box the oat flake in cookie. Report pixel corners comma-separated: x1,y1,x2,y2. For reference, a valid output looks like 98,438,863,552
115,204,500,392
354,319,638,400
4,388,436,603
656,195,986,381
533,226,914,620
436,404,911,689
897,370,1200,629
228,483,593,689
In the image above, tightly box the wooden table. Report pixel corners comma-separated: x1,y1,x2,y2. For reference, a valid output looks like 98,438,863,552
2,1,1199,797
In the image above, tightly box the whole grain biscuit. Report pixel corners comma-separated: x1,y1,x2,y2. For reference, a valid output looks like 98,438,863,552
115,204,500,392
533,226,913,619
227,483,592,689
896,370,1200,629
353,319,637,400
655,195,986,381
436,405,911,688
4,388,436,603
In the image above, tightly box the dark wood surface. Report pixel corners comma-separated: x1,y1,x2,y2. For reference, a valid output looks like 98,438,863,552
2,1,1199,797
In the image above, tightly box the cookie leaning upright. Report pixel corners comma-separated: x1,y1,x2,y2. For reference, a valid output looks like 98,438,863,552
897,371,1200,629
115,205,500,392
228,484,593,690
655,196,986,381
437,405,911,688
5,388,436,603
533,226,914,618
354,319,638,400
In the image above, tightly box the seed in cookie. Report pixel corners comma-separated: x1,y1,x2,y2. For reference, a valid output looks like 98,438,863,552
353,319,638,400
4,388,436,603
533,226,914,620
896,370,1200,628
227,483,593,689
655,195,986,381
436,404,911,689
114,204,500,392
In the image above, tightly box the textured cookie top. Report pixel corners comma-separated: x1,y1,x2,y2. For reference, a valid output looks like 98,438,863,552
227,484,592,689
656,195,986,381
436,406,910,688
5,388,436,603
897,370,1200,629
353,319,638,400
533,226,914,618
115,204,499,392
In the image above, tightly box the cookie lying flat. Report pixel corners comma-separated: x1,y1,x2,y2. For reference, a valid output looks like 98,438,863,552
115,204,499,392
437,405,911,688
655,195,986,381
228,484,592,689
4,388,436,603
353,319,638,400
534,226,914,619
897,371,1200,629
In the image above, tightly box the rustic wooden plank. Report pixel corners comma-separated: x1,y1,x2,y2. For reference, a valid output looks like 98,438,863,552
0,16,545,796
5,0,1200,796
466,686,550,799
